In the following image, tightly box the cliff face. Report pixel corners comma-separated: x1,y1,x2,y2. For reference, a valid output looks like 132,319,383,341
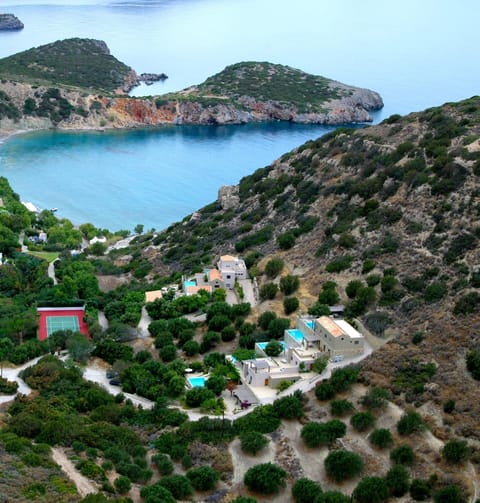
0,14,24,30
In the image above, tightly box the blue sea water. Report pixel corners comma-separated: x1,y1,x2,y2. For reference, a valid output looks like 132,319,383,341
0,0,479,230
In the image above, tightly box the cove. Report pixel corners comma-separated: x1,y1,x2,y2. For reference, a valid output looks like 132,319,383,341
0,122,349,231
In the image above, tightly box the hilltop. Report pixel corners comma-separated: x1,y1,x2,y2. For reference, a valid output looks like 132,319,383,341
0,13,23,31
0,39,382,135
127,96,480,439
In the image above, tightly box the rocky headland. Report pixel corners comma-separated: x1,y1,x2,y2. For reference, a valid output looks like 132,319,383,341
0,14,24,31
0,39,383,137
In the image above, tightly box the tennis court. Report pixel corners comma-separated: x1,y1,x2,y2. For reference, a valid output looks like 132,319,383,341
46,315,80,336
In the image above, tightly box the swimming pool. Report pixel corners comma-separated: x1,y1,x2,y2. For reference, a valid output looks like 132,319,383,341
257,341,287,350
287,329,304,342
304,319,315,330
187,376,206,387
184,280,196,288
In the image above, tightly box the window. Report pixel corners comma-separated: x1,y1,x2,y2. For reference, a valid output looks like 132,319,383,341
354,341,359,344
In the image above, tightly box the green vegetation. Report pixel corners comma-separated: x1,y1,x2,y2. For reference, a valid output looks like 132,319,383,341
196,61,344,113
0,38,132,91
243,462,287,494
324,450,363,482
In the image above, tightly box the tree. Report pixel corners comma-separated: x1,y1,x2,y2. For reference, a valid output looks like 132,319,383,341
258,311,276,330
186,466,219,491
301,420,346,448
260,282,278,300
386,464,409,497
206,374,226,396
185,387,215,407
243,463,287,494
350,411,375,432
240,430,268,454
66,333,93,363
312,355,329,374
140,482,176,503
265,339,283,357
369,428,393,449
280,275,300,295
330,399,354,417
466,350,480,380
361,387,391,409
353,477,389,503
292,477,322,503
265,258,284,278
315,382,335,401
284,296,300,314
319,491,350,503
330,366,359,393
159,344,177,362
442,439,470,464
157,475,193,499
151,453,174,475
272,393,304,419
390,444,415,465
318,283,340,305
114,475,131,494
433,485,465,503
134,224,144,234
346,280,363,299
183,340,200,356
397,411,425,435
267,317,290,338
324,450,363,482
410,478,432,501
277,232,296,250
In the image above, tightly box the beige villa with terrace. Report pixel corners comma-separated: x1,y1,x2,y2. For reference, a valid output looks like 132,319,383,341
217,254,248,289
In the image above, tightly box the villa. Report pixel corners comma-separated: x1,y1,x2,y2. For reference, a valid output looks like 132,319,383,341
217,254,247,289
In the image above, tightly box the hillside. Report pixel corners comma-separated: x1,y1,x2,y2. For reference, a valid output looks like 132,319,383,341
131,96,480,438
0,38,134,92
0,41,383,134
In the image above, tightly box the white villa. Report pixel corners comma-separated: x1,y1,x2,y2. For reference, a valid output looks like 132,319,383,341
217,255,247,289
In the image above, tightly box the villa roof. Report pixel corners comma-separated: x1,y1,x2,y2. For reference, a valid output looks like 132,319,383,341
316,316,345,338
335,319,363,339
145,290,162,303
185,285,212,295
208,269,222,281
220,254,236,262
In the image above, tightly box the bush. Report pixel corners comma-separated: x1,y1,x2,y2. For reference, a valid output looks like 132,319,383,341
346,280,363,299
466,350,480,380
240,431,268,454
265,258,284,278
315,382,335,401
159,344,177,362
158,475,194,499
442,439,470,464
292,477,322,503
301,420,346,448
151,454,174,475
272,393,304,419
140,482,176,503
353,476,389,503
433,485,466,503
410,478,432,501
390,444,415,465
397,411,425,435
350,412,375,432
183,340,200,356
369,428,393,449
330,399,354,417
259,282,278,300
206,375,226,396
284,296,300,314
330,366,359,393
185,387,215,408
243,463,287,494
319,491,350,503
186,466,219,491
361,387,391,409
280,275,300,295
265,339,283,357
326,255,353,273
114,475,131,494
324,450,363,482
277,232,296,250
385,464,409,497
235,405,281,433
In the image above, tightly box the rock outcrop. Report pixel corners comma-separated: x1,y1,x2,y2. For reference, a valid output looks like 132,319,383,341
0,14,24,30
218,186,240,210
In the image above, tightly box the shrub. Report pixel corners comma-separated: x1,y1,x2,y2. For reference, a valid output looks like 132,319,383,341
240,431,268,454
466,350,480,380
265,258,284,278
280,275,300,295
443,399,455,413
265,339,283,357
140,482,176,503
424,281,448,302
315,382,335,401
185,387,215,408
346,280,363,299
183,340,200,356
243,463,287,494
397,411,425,435
159,344,177,362
330,399,354,417
433,485,466,503
151,453,174,475
114,475,131,494
330,366,359,393
320,491,350,502
259,282,278,300
369,428,393,449
353,476,389,503
350,412,375,432
361,387,391,409
385,464,409,497
284,296,300,314
235,405,281,433
158,475,193,499
277,232,296,250
390,444,415,465
186,466,219,491
301,420,346,448
324,450,363,482
442,439,470,464
326,255,353,273
410,478,432,501
272,393,304,419
292,477,322,503
206,375,226,396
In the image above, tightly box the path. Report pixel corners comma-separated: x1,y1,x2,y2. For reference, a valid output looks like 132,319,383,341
97,310,109,330
137,306,151,337
47,258,59,285
51,447,98,497
238,278,257,306
0,356,43,405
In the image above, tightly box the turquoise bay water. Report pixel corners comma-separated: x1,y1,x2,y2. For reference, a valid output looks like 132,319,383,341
0,0,479,230
0,123,342,230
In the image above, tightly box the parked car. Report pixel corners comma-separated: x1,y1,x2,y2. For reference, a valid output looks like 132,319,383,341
109,377,121,386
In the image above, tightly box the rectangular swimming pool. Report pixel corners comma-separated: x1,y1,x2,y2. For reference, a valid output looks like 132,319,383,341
187,376,206,387
304,319,315,330
287,329,304,342
257,341,286,350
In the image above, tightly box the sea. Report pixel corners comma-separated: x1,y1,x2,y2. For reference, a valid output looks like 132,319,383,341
0,0,479,231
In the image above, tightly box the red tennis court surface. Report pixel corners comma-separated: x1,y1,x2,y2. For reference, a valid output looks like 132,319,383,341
37,306,89,341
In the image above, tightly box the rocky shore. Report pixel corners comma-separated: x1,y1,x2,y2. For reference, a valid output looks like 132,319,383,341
0,13,24,30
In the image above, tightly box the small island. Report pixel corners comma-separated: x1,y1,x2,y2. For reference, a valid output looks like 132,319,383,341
0,38,383,136
0,13,24,31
